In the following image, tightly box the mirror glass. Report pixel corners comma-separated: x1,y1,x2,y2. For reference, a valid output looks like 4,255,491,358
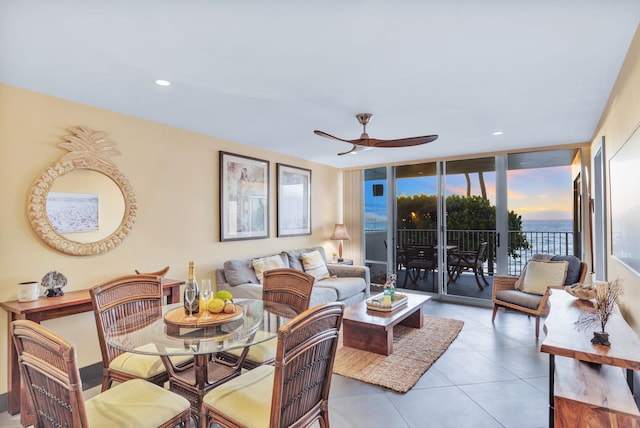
46,170,125,243
27,126,137,256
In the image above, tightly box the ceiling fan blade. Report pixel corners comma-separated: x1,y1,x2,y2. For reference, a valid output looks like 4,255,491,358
313,130,353,144
337,144,358,156
372,135,439,148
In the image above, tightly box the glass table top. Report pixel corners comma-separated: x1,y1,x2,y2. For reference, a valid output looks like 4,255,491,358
105,299,298,357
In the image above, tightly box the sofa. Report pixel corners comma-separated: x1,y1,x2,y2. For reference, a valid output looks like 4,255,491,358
216,246,370,307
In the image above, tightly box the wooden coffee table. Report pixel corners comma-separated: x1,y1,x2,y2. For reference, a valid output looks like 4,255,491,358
342,293,430,355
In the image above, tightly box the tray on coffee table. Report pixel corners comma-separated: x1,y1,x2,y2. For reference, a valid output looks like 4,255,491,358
366,292,408,312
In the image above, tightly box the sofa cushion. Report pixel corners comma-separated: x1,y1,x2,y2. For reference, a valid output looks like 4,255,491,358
223,259,259,286
521,259,568,295
251,255,286,283
285,247,327,271
316,277,365,301
301,250,330,281
309,287,339,307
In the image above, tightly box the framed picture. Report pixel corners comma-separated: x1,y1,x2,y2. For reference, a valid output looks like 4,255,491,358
610,125,640,274
220,151,269,241
277,163,311,237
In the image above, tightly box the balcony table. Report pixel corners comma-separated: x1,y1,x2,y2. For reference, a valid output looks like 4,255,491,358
104,299,298,424
1,278,183,426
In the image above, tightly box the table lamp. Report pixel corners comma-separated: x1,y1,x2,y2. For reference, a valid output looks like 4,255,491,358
330,224,351,262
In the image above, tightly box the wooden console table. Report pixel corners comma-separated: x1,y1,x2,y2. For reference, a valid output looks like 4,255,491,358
1,279,183,424
540,290,640,427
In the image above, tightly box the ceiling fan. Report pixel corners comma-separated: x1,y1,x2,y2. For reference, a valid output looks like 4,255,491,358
314,113,438,156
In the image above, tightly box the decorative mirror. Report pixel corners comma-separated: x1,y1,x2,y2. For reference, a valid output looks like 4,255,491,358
27,127,137,256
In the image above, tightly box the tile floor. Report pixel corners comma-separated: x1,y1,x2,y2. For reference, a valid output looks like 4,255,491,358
2,295,633,428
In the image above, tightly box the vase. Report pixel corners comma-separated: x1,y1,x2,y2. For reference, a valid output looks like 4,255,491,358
591,331,610,346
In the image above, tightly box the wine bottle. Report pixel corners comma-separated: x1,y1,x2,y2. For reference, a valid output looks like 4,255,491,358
184,260,200,314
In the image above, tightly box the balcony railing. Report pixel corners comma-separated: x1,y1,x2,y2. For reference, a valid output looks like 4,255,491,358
367,228,574,277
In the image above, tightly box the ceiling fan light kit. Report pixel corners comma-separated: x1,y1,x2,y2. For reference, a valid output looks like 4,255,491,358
314,113,438,155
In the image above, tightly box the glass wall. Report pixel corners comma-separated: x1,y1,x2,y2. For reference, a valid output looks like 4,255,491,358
364,148,581,303
364,167,389,285
506,150,577,276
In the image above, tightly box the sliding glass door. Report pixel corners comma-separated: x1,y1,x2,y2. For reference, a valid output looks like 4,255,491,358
363,147,582,303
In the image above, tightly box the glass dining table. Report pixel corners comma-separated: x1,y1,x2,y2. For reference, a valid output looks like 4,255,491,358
105,299,299,423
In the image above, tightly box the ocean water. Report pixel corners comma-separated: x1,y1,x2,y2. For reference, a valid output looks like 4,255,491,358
521,219,572,232
519,219,573,257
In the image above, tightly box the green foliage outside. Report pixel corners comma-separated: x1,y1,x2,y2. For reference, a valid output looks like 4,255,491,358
397,193,530,259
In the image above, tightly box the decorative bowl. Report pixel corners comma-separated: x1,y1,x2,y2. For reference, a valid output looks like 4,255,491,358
564,283,596,300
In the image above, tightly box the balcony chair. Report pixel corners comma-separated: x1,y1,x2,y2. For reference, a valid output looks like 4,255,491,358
448,241,489,290
220,267,314,370
202,302,344,428
402,245,437,288
89,274,192,391
492,254,587,338
11,319,191,428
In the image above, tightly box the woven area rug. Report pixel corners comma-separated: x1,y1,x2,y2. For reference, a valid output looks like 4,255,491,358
333,315,464,393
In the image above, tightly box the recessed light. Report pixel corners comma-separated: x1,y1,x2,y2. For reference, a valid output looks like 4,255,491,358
492,131,503,136
155,79,171,87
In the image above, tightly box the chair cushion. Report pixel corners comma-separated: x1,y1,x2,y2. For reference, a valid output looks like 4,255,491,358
515,254,582,290
548,254,582,285
85,378,190,428
520,259,568,295
301,250,331,281
203,365,274,428
226,331,276,364
110,343,191,378
252,255,286,283
495,289,543,310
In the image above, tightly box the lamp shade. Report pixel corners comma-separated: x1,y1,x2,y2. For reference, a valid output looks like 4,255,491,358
330,224,351,241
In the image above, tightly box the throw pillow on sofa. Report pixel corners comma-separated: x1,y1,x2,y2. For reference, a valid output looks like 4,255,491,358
252,255,285,283
301,250,331,281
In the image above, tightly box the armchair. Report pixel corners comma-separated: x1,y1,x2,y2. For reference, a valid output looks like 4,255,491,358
491,254,587,338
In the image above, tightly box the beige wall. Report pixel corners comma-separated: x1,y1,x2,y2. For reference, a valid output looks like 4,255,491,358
591,25,640,333
0,84,342,394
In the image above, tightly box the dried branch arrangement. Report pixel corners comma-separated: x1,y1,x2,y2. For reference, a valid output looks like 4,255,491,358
575,278,622,345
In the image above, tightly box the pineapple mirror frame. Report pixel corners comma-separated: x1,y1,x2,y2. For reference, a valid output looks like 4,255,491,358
26,127,137,256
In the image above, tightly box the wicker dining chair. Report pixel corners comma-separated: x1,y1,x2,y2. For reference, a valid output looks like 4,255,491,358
11,319,191,428
202,302,344,428
220,267,314,370
89,274,192,391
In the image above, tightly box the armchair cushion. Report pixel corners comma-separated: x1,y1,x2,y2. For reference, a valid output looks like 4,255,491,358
494,289,543,310
520,259,568,295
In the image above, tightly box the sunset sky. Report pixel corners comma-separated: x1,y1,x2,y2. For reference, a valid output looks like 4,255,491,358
368,165,573,224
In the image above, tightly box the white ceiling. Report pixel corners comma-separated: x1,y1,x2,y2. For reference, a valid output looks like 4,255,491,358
1,1,638,169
